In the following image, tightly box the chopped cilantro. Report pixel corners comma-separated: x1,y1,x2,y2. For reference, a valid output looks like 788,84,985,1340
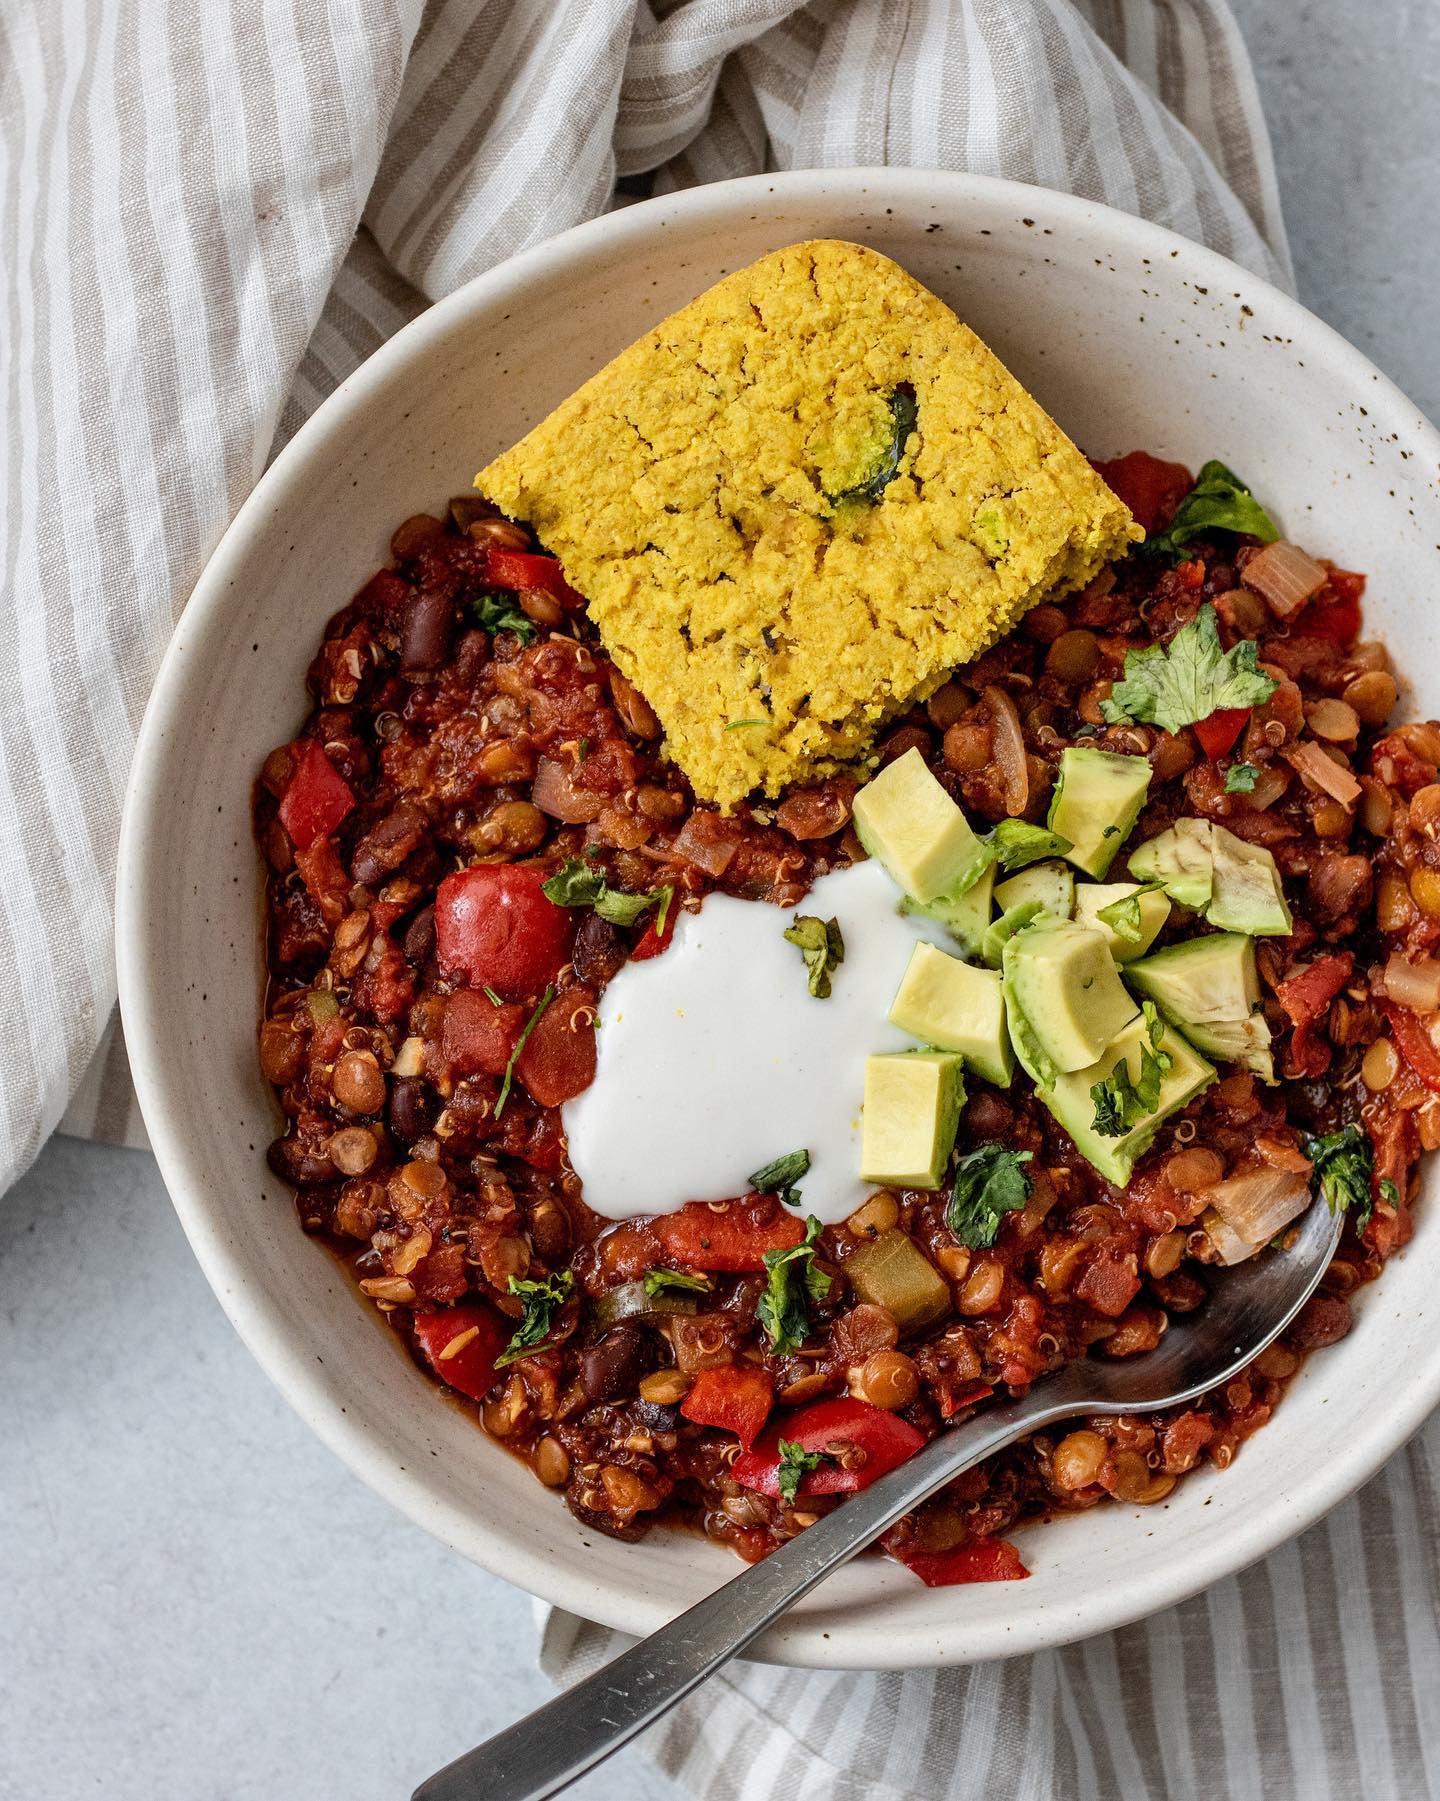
1140,459,1279,561
1096,883,1163,945
749,1149,811,1208
494,986,552,1119
1091,1004,1172,1136
643,1268,712,1299
777,1439,835,1505
495,1269,574,1366
784,915,845,998
1380,1178,1401,1210
946,1145,1034,1249
1101,603,1277,735
758,1216,831,1356
482,985,504,1007
1304,1123,1375,1230
725,719,770,731
473,591,537,642
541,855,672,930
1225,762,1261,794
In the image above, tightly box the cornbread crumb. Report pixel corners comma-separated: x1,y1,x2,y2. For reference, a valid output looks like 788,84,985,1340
478,240,1139,808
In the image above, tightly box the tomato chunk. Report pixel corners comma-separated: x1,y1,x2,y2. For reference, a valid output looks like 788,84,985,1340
631,906,677,961
485,547,587,610
412,1304,509,1402
1193,706,1251,761
441,989,524,1078
516,987,598,1107
680,1366,774,1451
1092,451,1194,536
1275,952,1353,1030
1380,1000,1440,1096
652,1201,805,1272
732,1397,925,1499
435,863,572,998
279,740,354,850
885,1534,1029,1586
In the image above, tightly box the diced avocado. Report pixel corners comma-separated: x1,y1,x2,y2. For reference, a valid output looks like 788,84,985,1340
982,900,1047,969
888,942,1014,1088
1125,932,1275,1080
844,1228,950,1332
900,859,996,960
1208,825,1293,937
1047,747,1152,879
1001,921,1139,1080
1128,818,1214,911
1039,1014,1216,1186
995,858,1074,919
853,747,986,904
1073,881,1172,961
860,1049,965,1189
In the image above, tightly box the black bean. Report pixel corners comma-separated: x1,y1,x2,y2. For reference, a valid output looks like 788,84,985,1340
267,1134,335,1187
402,904,435,966
351,799,427,886
388,1076,436,1144
572,911,625,988
635,1399,679,1432
401,590,455,671
581,1327,647,1402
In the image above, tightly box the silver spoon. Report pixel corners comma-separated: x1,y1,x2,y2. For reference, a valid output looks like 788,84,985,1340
414,1195,1342,1801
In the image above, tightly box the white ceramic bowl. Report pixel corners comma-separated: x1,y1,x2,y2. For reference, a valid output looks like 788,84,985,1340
118,168,1440,1669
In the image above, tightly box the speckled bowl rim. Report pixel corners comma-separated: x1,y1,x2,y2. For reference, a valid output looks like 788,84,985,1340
118,166,1440,1669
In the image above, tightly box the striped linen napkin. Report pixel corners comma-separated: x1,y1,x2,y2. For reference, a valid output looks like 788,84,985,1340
10,3,1436,1798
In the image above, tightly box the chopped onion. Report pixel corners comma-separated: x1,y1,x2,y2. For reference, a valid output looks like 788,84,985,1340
1204,1166,1311,1254
673,811,741,876
391,1035,426,1077
1241,764,1290,811
1202,1208,1261,1267
1286,739,1361,808
1241,541,1328,617
532,756,602,823
1383,953,1440,1013
983,684,1029,817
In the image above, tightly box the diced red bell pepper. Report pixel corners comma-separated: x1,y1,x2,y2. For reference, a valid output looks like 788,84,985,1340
1293,568,1363,645
937,1380,994,1420
1091,451,1194,536
885,1534,1029,1587
412,1304,510,1401
517,987,598,1107
441,989,524,1078
1380,999,1440,1096
1193,706,1251,761
1275,953,1353,1030
279,740,355,850
652,1201,806,1272
435,863,572,998
485,547,587,610
630,906,677,960
680,1366,774,1451
732,1397,925,1499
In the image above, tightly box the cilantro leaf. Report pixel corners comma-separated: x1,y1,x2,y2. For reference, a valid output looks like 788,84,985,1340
983,819,1073,872
1304,1124,1374,1230
776,1439,835,1505
784,915,845,999
494,986,553,1119
542,855,672,931
1100,603,1277,735
473,591,538,642
1225,762,1262,794
643,1268,712,1298
758,1216,831,1355
496,1269,574,1366
946,1145,1034,1249
1096,883,1163,945
749,1149,811,1208
1140,459,1279,562
1091,1006,1172,1136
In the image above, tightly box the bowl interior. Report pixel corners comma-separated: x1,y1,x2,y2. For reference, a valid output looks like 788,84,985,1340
119,169,1440,1668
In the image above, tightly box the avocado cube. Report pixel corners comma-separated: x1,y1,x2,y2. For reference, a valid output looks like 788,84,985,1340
1208,826,1293,937
1002,920,1139,1080
900,859,996,960
1047,747,1152,879
1039,1014,1216,1186
853,747,987,904
859,1049,965,1189
994,858,1074,920
1073,881,1172,960
1128,818,1214,911
1125,932,1275,1080
888,943,1014,1088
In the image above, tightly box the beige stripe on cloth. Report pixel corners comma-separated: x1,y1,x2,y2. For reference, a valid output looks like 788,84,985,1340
12,2,1430,1797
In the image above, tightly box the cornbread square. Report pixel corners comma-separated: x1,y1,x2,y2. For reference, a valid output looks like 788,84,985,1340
478,240,1139,808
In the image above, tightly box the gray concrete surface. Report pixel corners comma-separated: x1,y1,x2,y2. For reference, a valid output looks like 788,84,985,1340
5,8,1439,1799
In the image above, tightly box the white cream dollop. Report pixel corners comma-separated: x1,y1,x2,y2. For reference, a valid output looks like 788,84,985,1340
562,859,956,1225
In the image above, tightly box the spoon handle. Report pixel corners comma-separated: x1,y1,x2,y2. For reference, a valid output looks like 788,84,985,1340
413,1387,1069,1801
